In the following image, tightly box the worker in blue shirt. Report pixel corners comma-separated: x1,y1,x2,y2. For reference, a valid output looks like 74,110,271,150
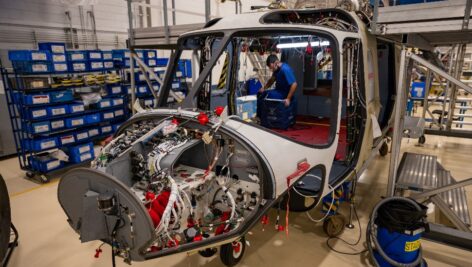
258,54,298,107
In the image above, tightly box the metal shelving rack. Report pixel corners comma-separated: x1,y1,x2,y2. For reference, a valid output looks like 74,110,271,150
1,67,129,182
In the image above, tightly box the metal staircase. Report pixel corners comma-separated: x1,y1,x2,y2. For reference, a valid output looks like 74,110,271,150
246,52,271,86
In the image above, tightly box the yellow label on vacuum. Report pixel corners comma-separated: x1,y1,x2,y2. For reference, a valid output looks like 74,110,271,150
405,240,420,252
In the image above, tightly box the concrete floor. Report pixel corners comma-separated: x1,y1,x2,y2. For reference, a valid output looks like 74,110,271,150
2,134,472,267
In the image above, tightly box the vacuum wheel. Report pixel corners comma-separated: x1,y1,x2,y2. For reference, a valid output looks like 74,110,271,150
323,214,346,237
220,236,246,266
418,135,426,145
199,247,218,258
379,142,389,157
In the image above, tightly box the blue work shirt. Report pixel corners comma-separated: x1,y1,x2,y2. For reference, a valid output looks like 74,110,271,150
272,63,296,99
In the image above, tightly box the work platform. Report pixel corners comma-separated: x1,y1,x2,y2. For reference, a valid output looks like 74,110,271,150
373,0,472,47
132,23,205,48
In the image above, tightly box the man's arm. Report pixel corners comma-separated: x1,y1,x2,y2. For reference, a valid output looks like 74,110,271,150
284,82,297,106
259,76,276,93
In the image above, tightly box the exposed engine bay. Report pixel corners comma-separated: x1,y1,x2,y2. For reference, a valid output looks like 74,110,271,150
58,111,266,262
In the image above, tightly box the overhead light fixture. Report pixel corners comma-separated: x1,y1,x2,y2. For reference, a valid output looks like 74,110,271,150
276,41,330,49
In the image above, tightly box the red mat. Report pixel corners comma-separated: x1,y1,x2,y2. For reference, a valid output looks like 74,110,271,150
271,116,348,161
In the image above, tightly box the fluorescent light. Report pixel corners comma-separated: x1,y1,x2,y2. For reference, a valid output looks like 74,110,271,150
276,41,330,49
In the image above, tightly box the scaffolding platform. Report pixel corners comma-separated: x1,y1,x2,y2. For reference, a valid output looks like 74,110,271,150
132,23,205,48
374,0,472,46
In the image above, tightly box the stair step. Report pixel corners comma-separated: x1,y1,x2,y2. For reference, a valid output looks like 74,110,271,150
437,164,471,226
396,152,437,191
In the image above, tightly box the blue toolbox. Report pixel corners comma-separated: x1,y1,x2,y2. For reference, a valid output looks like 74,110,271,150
50,119,65,131
65,116,85,128
29,121,51,134
38,42,66,54
68,102,85,114
74,130,89,142
50,90,73,103
85,113,101,124
59,134,76,146
47,105,68,117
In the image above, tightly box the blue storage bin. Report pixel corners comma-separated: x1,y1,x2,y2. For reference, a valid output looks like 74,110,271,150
74,130,89,142
29,155,63,173
112,49,129,61
8,50,51,61
38,42,66,54
67,51,88,61
51,53,67,62
114,109,125,118
50,119,65,131
50,90,73,103
112,123,122,132
28,108,48,120
87,50,102,60
88,127,100,138
29,121,51,134
101,111,115,121
47,105,68,117
102,51,113,60
29,137,58,151
12,61,51,74
98,99,112,109
137,85,149,95
146,58,157,67
24,93,50,105
106,84,122,95
52,63,69,73
144,50,157,59
112,98,124,106
143,98,154,107
68,102,85,114
410,82,426,98
89,60,104,71
69,142,93,155
65,116,85,128
103,61,114,70
59,134,76,146
124,58,139,68
69,61,88,72
156,58,169,66
85,113,101,124
70,151,94,163
101,125,113,134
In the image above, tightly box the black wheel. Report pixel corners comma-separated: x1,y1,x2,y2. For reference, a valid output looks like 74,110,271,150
418,135,426,145
323,214,346,237
25,171,35,179
199,247,217,258
0,175,11,260
379,142,388,157
220,236,246,266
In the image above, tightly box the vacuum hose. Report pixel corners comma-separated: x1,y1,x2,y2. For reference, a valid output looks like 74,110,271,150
366,197,425,267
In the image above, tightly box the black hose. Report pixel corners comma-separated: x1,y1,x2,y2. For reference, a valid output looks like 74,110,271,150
366,197,424,267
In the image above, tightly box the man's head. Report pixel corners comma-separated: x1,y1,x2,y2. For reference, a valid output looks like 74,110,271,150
266,54,280,72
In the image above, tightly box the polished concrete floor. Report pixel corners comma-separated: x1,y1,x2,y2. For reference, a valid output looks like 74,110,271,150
2,134,472,267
